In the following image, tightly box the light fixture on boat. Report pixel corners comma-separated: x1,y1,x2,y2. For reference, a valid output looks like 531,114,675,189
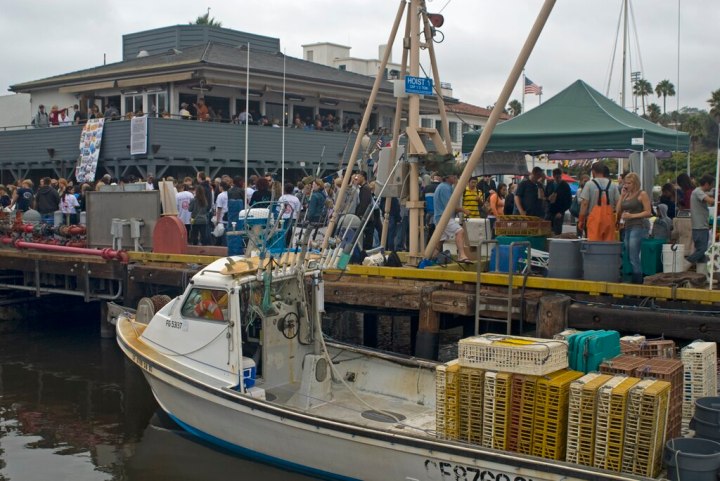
319,98,339,106
427,13,444,28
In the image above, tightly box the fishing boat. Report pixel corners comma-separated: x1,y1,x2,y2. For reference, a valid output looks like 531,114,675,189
116,221,672,481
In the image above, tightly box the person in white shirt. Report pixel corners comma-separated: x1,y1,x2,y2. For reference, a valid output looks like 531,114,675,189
176,184,194,237
213,181,229,246
278,182,302,247
60,186,80,225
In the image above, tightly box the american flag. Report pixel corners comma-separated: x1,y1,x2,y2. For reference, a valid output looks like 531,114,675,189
524,77,542,95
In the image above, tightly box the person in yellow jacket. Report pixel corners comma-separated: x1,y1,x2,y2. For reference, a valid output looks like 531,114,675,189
462,177,484,218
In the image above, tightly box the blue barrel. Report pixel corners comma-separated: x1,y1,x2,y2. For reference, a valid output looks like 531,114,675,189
489,245,527,273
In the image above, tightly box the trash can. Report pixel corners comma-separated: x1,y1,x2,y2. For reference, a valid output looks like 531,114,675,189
664,437,720,481
581,241,621,282
547,238,582,279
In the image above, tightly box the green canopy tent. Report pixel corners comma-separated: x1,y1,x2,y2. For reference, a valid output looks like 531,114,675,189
462,79,690,156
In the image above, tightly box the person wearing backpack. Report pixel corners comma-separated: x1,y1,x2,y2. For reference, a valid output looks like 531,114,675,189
578,162,619,241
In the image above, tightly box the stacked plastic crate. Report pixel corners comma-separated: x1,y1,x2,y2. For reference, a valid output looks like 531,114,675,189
638,339,676,359
532,369,584,460
621,379,671,477
566,373,613,467
593,376,640,472
435,360,461,440
508,374,538,454
681,341,717,424
458,366,485,445
599,354,648,376
634,358,684,440
482,371,513,450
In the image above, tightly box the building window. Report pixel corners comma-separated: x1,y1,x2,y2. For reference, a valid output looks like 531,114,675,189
338,64,346,71
306,50,313,62
462,123,470,134
435,120,442,131
421,118,433,128
449,122,458,142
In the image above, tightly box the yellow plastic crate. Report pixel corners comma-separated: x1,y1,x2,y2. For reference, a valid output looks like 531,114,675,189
435,360,461,440
566,373,613,466
593,376,640,472
482,372,512,450
622,379,670,477
532,369,584,460
508,374,538,454
458,365,484,445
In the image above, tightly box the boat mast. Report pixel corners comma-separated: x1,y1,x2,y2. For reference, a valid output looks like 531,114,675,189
621,0,628,110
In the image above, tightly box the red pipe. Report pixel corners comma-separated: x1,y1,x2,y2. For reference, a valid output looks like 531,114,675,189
14,240,129,264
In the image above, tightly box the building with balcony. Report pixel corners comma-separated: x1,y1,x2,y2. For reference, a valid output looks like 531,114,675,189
0,25,442,183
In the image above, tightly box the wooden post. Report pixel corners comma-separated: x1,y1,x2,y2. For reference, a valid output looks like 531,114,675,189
416,285,441,360
536,294,571,339
407,0,422,262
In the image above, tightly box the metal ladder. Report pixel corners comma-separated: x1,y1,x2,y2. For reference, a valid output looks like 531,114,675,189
475,240,531,335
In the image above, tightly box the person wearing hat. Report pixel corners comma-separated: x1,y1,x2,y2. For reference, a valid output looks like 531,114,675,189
179,103,191,119
433,166,472,262
34,105,49,128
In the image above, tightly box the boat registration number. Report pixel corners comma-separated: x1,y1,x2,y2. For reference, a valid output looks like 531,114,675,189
133,353,152,373
165,319,183,329
424,460,534,481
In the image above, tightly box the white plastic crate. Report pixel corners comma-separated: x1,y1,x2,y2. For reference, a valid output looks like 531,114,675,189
459,334,568,376
681,341,717,422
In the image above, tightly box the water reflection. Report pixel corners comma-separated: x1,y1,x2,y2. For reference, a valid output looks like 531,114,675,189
0,321,316,480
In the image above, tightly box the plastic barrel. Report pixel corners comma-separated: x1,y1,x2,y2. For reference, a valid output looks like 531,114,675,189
695,397,720,425
690,417,720,442
489,245,526,273
497,235,546,252
641,238,666,275
580,241,621,282
664,438,720,481
662,244,691,273
547,238,582,279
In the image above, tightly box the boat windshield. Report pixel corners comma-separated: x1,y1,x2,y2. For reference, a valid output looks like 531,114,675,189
180,287,229,321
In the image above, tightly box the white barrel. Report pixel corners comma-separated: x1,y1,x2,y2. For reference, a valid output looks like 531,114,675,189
662,244,691,273
53,210,63,226
79,211,87,225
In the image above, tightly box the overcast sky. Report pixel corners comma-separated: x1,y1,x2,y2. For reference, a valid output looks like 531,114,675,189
1,0,717,113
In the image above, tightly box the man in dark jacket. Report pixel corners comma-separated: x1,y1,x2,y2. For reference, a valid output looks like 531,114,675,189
546,168,573,234
355,171,377,251
35,177,60,224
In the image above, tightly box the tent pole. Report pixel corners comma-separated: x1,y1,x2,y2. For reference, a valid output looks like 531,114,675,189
424,0,557,260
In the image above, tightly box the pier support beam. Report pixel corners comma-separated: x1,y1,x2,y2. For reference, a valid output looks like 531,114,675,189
536,294,571,339
415,286,441,360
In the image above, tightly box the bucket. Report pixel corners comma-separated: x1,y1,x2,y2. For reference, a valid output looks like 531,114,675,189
690,417,720,442
695,397,720,425
489,244,527,273
53,210,63,226
547,238,582,279
662,244,691,273
664,437,720,481
580,241,621,282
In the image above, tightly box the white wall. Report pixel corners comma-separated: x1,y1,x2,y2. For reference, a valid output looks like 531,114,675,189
0,93,32,128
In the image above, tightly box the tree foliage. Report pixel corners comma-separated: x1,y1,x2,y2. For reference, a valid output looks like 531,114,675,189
508,99,522,117
654,79,676,114
632,79,653,116
708,89,720,121
191,12,222,27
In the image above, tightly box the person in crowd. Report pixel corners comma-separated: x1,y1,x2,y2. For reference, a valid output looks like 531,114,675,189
489,183,507,238
179,103,192,119
34,105,49,128
238,108,252,124
189,185,211,246
227,176,245,204
616,172,652,284
250,177,272,206
59,185,80,225
35,177,60,224
354,171,378,251
0,186,10,208
462,177,483,219
194,98,210,122
176,184,194,237
104,104,120,120
11,180,34,212
307,179,327,224
658,183,677,219
652,203,673,241
279,182,302,247
504,183,517,216
686,175,716,265
49,105,67,126
676,173,694,211
578,162,619,241
423,172,441,242
433,169,472,263
72,104,86,125
514,167,546,217
88,104,102,120
478,175,497,202
546,168,573,235
78,183,92,212
213,181,229,246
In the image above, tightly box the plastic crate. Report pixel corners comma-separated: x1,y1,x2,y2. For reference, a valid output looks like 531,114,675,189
458,334,568,376
532,369,584,460
599,355,648,376
458,366,484,445
554,328,581,341
435,360,461,440
634,358,683,440
482,372,512,450
681,341,717,422
508,374,538,454
621,379,670,477
619,335,646,355
566,373,613,466
637,339,676,359
494,216,552,236
593,376,640,472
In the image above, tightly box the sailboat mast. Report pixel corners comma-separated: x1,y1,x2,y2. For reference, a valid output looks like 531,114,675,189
621,0,629,110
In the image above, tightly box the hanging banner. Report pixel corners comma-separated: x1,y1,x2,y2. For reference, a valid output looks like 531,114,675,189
75,118,105,183
130,115,148,155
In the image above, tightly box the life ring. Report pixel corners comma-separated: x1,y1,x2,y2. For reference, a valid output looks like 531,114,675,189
194,299,223,320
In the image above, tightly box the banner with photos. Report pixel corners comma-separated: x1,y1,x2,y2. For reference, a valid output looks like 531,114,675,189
75,118,105,183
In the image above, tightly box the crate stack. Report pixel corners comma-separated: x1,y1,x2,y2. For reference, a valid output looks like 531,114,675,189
435,360,461,440
638,339,676,359
635,358,684,440
566,373,613,466
508,374,538,454
458,366,484,444
482,372,513,450
593,376,640,472
681,341,717,424
533,369,584,460
599,354,648,376
458,334,569,376
619,335,645,355
621,379,671,477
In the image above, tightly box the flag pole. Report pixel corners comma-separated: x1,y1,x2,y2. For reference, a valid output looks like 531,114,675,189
244,42,250,204
521,70,526,114
281,48,286,189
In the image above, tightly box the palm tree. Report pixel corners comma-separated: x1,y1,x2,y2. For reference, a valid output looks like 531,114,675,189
508,99,522,116
708,89,720,121
191,11,222,27
633,79,653,116
681,114,707,152
646,103,661,123
654,80,676,115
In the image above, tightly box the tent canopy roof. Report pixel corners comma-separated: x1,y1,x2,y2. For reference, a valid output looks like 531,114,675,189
463,79,689,155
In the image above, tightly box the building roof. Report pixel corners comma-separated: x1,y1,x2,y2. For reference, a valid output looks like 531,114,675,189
10,41,393,93
446,102,510,120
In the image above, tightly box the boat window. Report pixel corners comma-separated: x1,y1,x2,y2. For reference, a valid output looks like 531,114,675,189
180,288,229,321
